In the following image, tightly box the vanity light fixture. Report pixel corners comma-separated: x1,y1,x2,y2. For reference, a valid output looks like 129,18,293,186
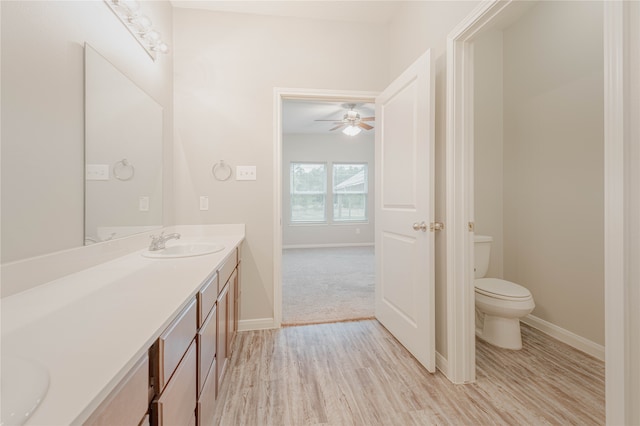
342,125,362,136
104,0,170,60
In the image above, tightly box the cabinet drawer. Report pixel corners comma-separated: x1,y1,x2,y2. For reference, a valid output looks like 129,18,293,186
217,249,237,293
84,354,149,426
153,340,197,426
197,303,216,396
197,359,217,426
154,298,197,391
197,273,217,328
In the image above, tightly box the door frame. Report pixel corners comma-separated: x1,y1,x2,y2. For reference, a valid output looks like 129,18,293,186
446,0,640,423
272,88,378,328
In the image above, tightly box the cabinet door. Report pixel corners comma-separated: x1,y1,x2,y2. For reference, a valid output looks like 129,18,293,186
217,250,237,295
197,273,217,328
227,269,238,354
197,357,217,426
153,298,197,392
153,340,197,426
216,283,229,389
84,355,149,426
197,303,216,396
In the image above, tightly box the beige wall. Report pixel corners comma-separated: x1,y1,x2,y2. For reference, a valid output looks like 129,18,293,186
1,0,174,264
502,1,604,345
173,9,389,322
474,30,504,279
388,1,480,360
282,133,375,247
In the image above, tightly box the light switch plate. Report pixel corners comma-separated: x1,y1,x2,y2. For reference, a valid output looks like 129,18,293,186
86,164,109,181
236,166,257,181
200,196,209,211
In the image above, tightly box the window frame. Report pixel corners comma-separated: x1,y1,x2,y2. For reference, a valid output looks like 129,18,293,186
332,162,369,223
289,162,328,224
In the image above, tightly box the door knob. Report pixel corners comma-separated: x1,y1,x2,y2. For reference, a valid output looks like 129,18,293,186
430,222,444,232
412,221,428,232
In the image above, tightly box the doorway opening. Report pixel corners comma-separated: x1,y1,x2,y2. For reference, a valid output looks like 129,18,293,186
281,99,376,326
273,90,378,328
445,1,637,421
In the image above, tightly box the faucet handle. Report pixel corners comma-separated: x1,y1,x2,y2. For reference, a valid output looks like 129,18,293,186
149,231,166,250
150,231,164,241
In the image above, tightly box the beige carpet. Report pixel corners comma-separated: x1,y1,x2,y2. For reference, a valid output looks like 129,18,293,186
282,246,375,325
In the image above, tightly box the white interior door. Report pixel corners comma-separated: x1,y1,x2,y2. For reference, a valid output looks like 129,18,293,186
375,50,436,372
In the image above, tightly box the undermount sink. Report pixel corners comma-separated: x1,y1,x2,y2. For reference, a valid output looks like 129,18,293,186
1,356,50,426
142,242,225,259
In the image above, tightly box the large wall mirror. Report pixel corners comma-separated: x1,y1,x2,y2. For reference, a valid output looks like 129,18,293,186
84,44,163,244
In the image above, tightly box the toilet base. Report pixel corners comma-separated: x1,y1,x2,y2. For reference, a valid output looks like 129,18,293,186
476,313,523,350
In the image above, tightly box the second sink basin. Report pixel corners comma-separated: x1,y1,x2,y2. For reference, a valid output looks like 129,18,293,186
1,356,50,426
142,243,225,259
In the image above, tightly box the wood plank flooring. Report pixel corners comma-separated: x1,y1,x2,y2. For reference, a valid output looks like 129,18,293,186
211,321,604,425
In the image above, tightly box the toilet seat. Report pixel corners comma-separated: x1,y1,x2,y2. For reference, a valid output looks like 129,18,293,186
475,278,532,301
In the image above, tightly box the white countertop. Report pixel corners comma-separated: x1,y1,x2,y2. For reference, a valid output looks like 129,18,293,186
1,225,245,425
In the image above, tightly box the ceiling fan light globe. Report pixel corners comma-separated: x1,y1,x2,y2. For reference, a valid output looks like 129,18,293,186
343,125,362,136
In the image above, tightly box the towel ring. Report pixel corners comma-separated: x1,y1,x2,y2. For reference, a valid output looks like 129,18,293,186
212,160,232,181
114,159,135,181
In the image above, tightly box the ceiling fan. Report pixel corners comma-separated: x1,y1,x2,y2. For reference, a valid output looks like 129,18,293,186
315,104,375,135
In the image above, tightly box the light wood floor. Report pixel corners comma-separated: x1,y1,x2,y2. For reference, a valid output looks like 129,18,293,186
212,320,604,425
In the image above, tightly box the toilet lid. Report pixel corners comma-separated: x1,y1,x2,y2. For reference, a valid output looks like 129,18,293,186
475,278,532,299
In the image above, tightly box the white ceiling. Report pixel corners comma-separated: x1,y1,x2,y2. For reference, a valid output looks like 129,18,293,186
282,100,375,134
170,1,403,24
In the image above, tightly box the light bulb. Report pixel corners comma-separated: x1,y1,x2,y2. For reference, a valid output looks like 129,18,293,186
154,41,170,54
119,0,140,15
143,30,161,42
342,125,362,136
130,14,152,32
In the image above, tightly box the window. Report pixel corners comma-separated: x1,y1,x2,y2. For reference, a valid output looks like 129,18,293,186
333,163,368,222
290,163,326,222
289,162,369,224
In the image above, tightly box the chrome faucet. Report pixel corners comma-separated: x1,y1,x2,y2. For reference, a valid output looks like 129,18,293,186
148,231,181,251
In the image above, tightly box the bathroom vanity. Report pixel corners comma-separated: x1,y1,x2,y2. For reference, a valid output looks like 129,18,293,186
0,225,244,426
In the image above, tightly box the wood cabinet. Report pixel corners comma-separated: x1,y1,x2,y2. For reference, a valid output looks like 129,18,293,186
151,299,197,393
216,282,229,387
217,251,237,295
197,272,217,328
228,269,238,355
83,354,150,426
87,243,241,426
196,353,217,426
152,341,197,426
197,303,216,395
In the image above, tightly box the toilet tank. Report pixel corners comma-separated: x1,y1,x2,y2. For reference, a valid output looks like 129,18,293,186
474,235,493,278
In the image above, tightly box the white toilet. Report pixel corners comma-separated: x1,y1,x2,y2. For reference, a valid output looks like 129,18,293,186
474,235,535,350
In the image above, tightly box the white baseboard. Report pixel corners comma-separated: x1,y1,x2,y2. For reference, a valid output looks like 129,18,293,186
522,314,605,361
283,243,374,250
238,318,277,331
436,351,449,377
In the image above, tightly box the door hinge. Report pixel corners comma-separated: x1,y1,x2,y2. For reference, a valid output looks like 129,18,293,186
468,222,475,232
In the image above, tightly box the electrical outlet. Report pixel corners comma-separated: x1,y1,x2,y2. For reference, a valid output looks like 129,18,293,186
236,166,257,181
139,196,150,212
200,196,209,211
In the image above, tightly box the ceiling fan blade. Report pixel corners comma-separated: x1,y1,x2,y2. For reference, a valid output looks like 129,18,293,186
358,122,374,130
330,124,346,131
360,117,375,121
